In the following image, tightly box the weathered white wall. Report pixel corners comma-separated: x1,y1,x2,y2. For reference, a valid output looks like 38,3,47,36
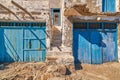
116,0,119,12
0,0,49,20
50,0,61,8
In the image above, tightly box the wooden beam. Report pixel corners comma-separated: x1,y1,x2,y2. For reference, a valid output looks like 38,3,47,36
0,11,9,14
0,3,20,20
11,1,34,20
0,3,15,15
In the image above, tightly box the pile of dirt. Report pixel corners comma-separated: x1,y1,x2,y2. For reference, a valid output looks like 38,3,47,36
0,62,75,80
0,62,120,80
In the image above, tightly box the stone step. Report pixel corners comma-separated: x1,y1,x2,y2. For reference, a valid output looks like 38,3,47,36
51,26,62,47
52,37,61,39
47,49,72,56
51,40,62,42
52,35,61,37
49,46,72,52
46,54,74,65
52,26,62,31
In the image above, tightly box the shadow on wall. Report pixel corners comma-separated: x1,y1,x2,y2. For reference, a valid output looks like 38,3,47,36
51,26,62,47
0,28,14,63
73,30,105,65
77,30,106,47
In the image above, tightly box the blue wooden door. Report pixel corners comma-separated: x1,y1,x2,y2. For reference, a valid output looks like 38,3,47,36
0,22,46,63
73,30,102,64
73,23,118,64
90,31,102,64
73,29,91,64
23,27,46,62
102,0,116,12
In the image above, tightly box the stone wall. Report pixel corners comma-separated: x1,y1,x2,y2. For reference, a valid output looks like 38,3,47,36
62,17,72,47
64,0,102,13
0,0,49,20
50,0,61,8
65,0,120,13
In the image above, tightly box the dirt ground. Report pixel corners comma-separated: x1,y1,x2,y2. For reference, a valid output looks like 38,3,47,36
0,62,120,80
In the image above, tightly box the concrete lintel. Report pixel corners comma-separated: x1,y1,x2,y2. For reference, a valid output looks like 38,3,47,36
69,16,120,22
0,3,15,15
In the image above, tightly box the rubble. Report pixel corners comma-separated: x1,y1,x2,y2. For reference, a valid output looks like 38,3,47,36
0,62,120,80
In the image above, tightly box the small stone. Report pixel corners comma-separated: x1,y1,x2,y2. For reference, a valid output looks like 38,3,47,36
57,65,66,75
25,76,33,80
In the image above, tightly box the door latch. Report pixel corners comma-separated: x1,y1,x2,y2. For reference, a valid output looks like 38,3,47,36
29,40,32,49
38,42,42,51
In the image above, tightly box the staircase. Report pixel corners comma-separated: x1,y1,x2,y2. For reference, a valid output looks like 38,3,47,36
46,25,74,65
51,26,62,51
46,10,74,64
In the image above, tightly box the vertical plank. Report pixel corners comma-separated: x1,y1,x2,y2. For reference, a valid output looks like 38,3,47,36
91,31,102,64
4,28,23,62
23,27,46,62
0,22,46,62
102,0,116,12
102,32,116,62
0,28,5,62
73,29,79,63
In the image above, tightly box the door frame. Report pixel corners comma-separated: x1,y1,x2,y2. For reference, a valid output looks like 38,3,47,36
51,8,61,26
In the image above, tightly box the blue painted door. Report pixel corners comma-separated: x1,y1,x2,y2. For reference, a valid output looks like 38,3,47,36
73,23,117,64
23,28,46,62
0,22,46,63
102,0,116,12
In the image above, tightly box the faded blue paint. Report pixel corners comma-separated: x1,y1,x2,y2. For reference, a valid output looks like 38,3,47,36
73,22,118,64
23,28,46,62
101,32,117,62
4,28,23,62
102,0,116,12
0,22,46,63
73,29,91,64
90,31,102,64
